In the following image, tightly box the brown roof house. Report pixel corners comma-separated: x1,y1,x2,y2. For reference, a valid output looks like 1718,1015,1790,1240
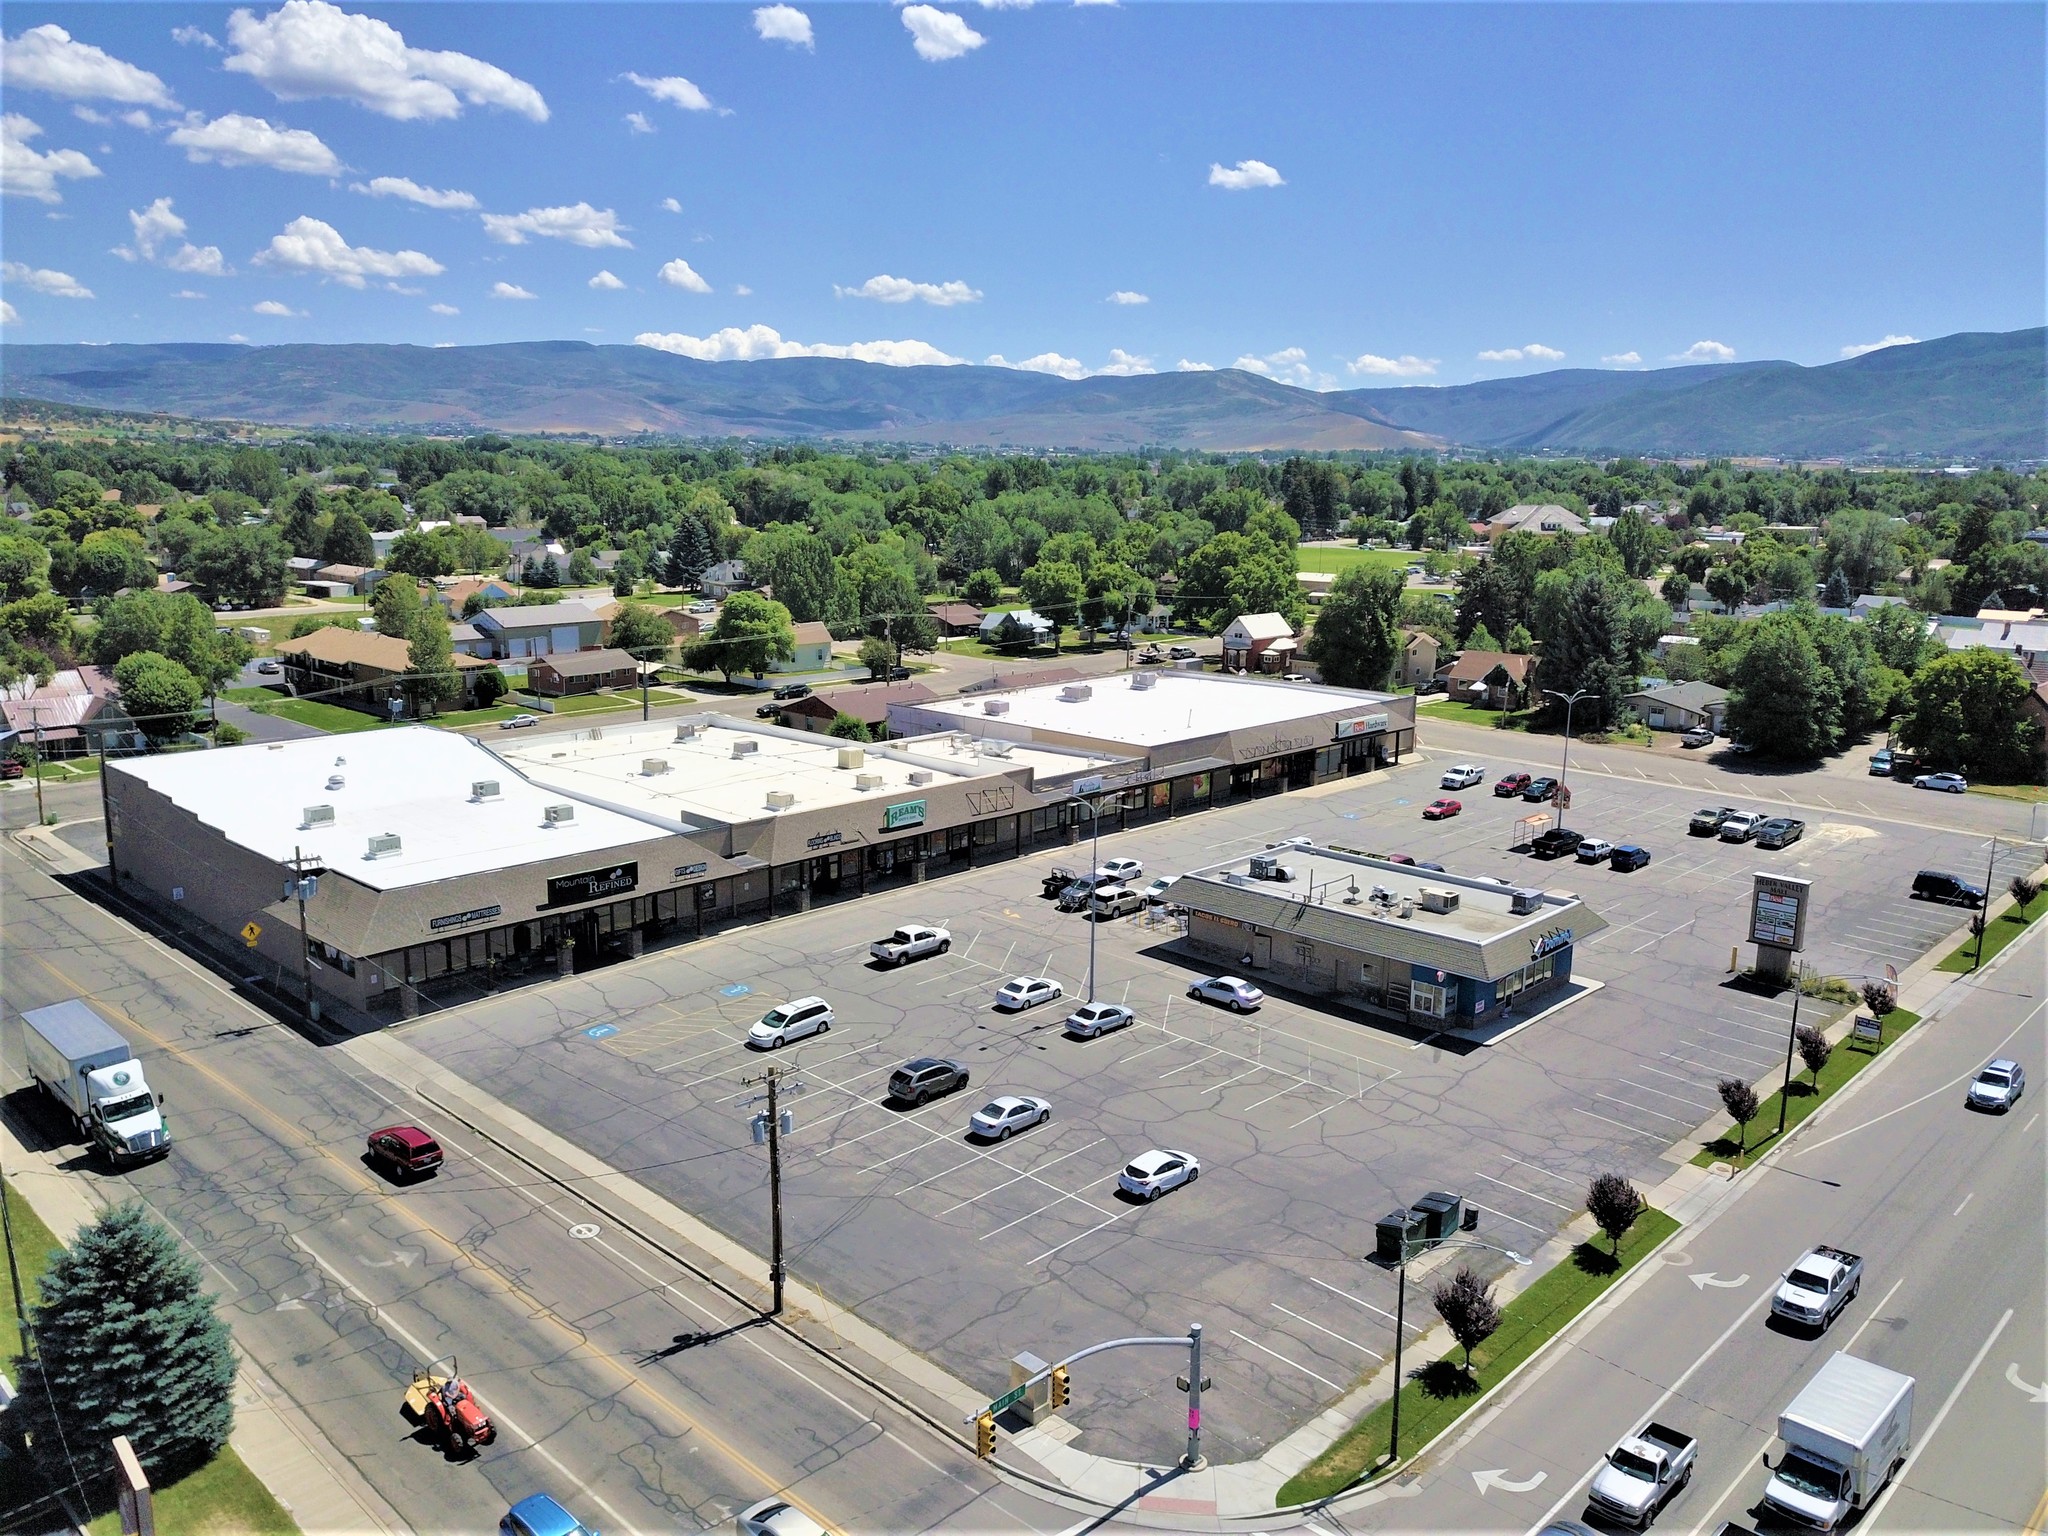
528,648,641,697
779,681,936,738
928,601,986,637
1439,650,1534,710
0,667,139,758
769,621,836,674
276,626,493,716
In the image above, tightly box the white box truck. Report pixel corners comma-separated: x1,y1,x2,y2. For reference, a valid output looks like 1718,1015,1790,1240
21,999,171,1165
1762,1353,1913,1530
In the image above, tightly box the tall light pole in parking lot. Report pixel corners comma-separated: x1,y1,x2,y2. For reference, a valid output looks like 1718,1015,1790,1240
1372,1228,1529,1467
1071,784,1106,1002
1543,687,1595,833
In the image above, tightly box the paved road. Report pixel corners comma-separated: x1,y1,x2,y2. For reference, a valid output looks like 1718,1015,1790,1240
1344,920,2046,1535
0,838,1094,1536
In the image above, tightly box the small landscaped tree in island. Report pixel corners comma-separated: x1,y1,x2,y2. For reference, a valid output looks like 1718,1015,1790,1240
1586,1172,1645,1257
2011,870,2043,920
1717,1077,1761,1158
1430,1265,1502,1381
12,1203,237,1485
1859,979,1896,1020
1795,1023,1833,1089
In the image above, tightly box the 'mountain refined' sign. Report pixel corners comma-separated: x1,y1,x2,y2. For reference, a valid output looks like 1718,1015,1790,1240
545,862,640,909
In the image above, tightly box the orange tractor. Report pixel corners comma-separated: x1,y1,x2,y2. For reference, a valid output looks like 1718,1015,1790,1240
402,1356,496,1457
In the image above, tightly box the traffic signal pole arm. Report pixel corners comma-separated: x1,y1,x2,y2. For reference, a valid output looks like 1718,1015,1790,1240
967,1325,1209,1469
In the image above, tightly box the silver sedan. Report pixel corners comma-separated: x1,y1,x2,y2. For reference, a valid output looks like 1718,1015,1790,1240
968,1094,1051,1140
1187,975,1264,1012
994,976,1062,1011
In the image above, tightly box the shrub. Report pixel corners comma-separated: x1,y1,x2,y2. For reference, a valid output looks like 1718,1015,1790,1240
1795,1023,1832,1087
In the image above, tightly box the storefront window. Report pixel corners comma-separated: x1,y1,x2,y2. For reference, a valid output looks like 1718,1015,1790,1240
1409,980,1447,1018
1190,772,1210,800
1150,781,1171,811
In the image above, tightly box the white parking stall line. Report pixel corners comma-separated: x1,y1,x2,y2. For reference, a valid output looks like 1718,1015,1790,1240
980,1185,1117,1242
1206,1062,1278,1094
1469,1170,1573,1210
1242,1080,1318,1112
1681,1041,1775,1069
1571,1105,1664,1137
1026,1211,1128,1267
1724,1001,1795,1023
935,1140,1108,1215
1228,1330,1344,1392
1635,1062,1706,1088
1713,1016,1789,1040
1595,1092,1689,1124
854,1121,969,1177
651,1035,755,1077
1308,1276,1426,1333
1473,1203,1549,1236
1271,1304,1383,1361
1630,920,1694,955
1158,1047,1226,1079
1287,1100,1351,1131
1501,1155,1579,1185
1699,1028,1780,1056
1115,1039,1176,1064
1619,1078,1714,1111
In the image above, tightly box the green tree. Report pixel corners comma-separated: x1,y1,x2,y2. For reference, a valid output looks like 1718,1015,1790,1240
113,651,203,743
1704,563,1748,613
1018,559,1085,637
1898,648,2042,780
1464,621,1501,652
371,576,422,638
384,529,456,580
1302,565,1403,689
321,508,376,567
62,529,157,599
0,532,52,602
1607,507,1659,578
664,518,712,588
1532,567,1632,729
1861,600,1934,675
962,568,1003,607
187,525,288,608
471,666,509,708
1585,1172,1644,1257
859,634,895,680
1179,532,1306,634
609,600,673,662
826,711,871,742
682,590,795,683
11,1203,236,1482
404,605,461,718
1430,1266,1501,1379
1659,570,1692,608
742,524,841,622
1726,611,1840,761
276,484,323,558
567,549,599,586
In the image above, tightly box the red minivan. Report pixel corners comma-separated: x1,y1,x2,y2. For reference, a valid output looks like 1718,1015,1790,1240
367,1124,444,1180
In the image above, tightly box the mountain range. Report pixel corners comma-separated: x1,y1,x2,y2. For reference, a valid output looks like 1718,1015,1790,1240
3,327,2039,459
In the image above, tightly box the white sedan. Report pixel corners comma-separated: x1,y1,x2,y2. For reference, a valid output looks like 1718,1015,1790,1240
738,1498,826,1536
1098,856,1144,883
994,976,1062,1011
1914,772,1968,793
1064,1001,1135,1038
1119,1148,1200,1200
1187,975,1264,1012
969,1094,1052,1140
498,713,538,729
1439,763,1486,790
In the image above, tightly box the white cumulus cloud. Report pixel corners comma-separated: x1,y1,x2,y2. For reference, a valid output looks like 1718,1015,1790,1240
1345,352,1437,378
658,258,712,293
835,273,981,306
482,203,630,248
637,324,964,366
1096,348,1153,376
0,300,17,325
1840,334,1917,359
227,331,249,342
172,289,205,299
172,26,221,50
1,260,91,298
625,72,717,113
225,1,548,122
625,111,654,134
661,196,682,213
1,24,178,109
1208,159,1283,190
168,112,341,175
1477,343,1564,363
253,215,444,287
351,174,476,209
1601,351,1641,366
986,351,1085,379
1106,290,1148,305
492,281,536,299
734,283,752,296
1176,359,1214,372
1671,340,1736,363
0,113,99,202
588,269,626,290
901,6,985,61
252,299,304,316
114,197,229,274
429,302,458,315
753,5,814,48
1235,346,1327,387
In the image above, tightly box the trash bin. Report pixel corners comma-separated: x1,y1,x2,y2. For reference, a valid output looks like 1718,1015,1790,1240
1375,1208,1424,1265
1412,1190,1465,1242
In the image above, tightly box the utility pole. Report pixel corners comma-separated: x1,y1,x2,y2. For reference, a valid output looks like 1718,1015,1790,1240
289,846,318,1023
30,705,46,827
1776,960,1804,1140
1973,836,2000,970
1,1151,32,1361
741,1064,795,1315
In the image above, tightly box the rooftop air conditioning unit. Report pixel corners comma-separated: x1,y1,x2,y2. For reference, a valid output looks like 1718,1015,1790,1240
855,773,884,790
982,740,1013,758
366,832,402,859
1509,887,1544,915
951,733,974,750
544,803,576,825
1418,887,1460,914
907,770,933,786
1399,899,1414,919
301,804,336,828
731,740,759,758
836,747,865,770
983,700,1010,716
470,780,500,801
1061,683,1093,702
588,727,603,741
765,790,796,810
1223,872,1249,886
1131,673,1157,690
642,758,670,775
673,722,699,741
326,774,346,791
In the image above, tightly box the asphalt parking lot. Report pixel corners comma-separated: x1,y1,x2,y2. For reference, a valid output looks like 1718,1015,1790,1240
395,744,2020,1465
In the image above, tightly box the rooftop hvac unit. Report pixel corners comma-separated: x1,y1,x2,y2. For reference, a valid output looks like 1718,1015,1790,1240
950,733,974,750
1131,673,1157,690
641,758,670,775
544,803,576,825
326,774,346,791
1398,899,1414,919
588,727,604,741
1060,683,1094,702
1418,887,1460,914
765,790,796,810
673,721,700,741
983,700,1010,716
1223,872,1250,886
366,832,402,859
470,780,501,801
1508,887,1544,915
855,772,884,790
835,747,865,770
301,804,336,828
907,770,933,786
981,740,1013,757
731,739,759,758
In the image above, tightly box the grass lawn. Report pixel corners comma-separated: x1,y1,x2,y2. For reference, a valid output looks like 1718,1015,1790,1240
1966,781,2048,803
247,699,392,734
223,687,284,704
1296,546,1418,577
1936,905,2043,972
83,1448,297,1536
1417,698,1534,731
0,1179,64,1365
1689,1007,1920,1167
1277,1209,1681,1505
431,703,524,727
937,631,1108,662
24,758,102,780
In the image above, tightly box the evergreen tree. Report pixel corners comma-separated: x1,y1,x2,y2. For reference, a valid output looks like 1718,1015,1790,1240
12,1203,236,1483
405,605,460,718
664,519,711,588
321,509,376,568
1821,567,1853,608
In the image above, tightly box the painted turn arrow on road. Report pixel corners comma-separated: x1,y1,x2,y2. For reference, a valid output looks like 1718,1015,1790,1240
1472,1469,1548,1495
2006,1363,2048,1403
1688,1272,1749,1290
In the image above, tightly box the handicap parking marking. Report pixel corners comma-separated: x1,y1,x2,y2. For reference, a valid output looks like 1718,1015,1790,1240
719,982,753,998
583,1024,619,1039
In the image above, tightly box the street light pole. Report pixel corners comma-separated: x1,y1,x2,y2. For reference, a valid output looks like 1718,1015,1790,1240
1543,687,1594,834
1776,960,1804,1140
1072,791,1104,1002
1377,1233,1529,1468
1973,836,2000,970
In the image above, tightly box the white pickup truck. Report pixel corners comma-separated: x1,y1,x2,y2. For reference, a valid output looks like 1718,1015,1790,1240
1772,1246,1863,1331
1588,1422,1697,1528
869,924,951,966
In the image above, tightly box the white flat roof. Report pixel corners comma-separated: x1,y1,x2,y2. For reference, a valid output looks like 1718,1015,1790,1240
493,717,1121,828
112,727,668,891
908,669,1396,748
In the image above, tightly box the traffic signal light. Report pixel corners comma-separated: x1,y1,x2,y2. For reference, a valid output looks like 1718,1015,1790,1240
1049,1365,1070,1409
974,1411,995,1459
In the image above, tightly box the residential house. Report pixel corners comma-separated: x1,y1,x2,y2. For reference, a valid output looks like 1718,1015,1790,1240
661,609,707,643
769,621,836,674
273,627,493,716
1439,650,1534,710
928,601,986,638
1485,504,1588,539
527,648,640,697
1397,628,1441,690
2022,681,2048,752
0,667,139,758
438,576,518,616
1296,571,1335,604
699,560,751,598
312,562,381,597
1220,612,1297,674
979,609,1056,649
1621,681,1730,734
286,556,322,584
449,622,488,657
778,681,936,738
470,601,605,659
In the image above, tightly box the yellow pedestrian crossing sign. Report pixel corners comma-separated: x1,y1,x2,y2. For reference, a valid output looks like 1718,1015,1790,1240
240,921,262,948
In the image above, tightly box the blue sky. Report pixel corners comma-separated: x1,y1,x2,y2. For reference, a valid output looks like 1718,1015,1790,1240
3,2,2042,388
